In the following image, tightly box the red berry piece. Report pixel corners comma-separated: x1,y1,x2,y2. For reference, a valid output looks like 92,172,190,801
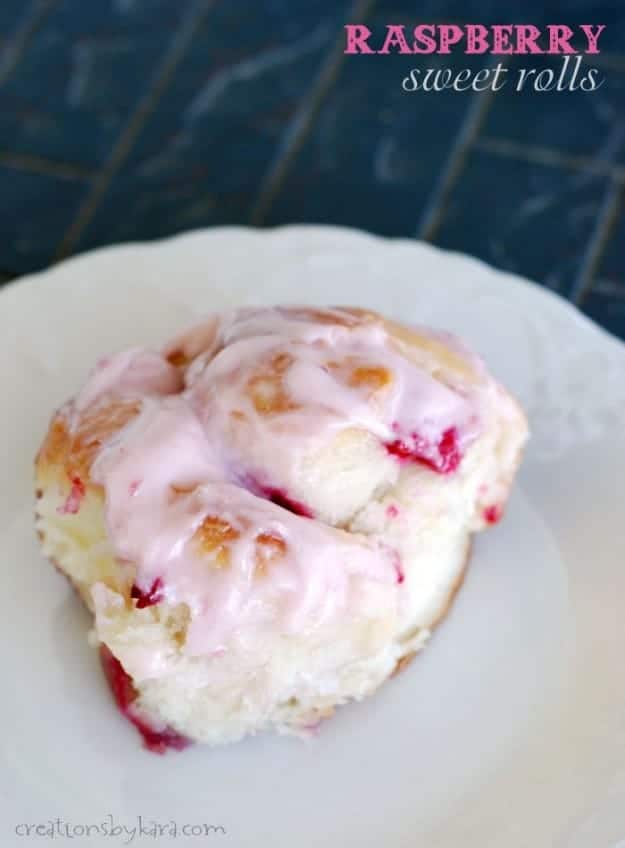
99,645,191,754
130,577,164,609
483,504,503,525
57,474,86,515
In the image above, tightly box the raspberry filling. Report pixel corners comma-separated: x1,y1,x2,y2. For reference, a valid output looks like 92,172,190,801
483,504,503,525
99,645,191,754
131,577,164,608
260,486,314,518
240,474,314,518
386,426,462,474
390,549,405,584
58,474,86,515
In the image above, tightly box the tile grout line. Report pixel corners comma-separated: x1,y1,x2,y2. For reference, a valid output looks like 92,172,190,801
592,277,625,299
0,151,94,181
416,57,507,242
3,130,620,189
55,0,215,261
477,135,625,306
0,0,58,86
476,136,625,181
250,0,378,226
571,178,624,305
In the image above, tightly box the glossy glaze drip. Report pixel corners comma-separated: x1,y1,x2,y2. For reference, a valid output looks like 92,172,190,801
66,308,491,664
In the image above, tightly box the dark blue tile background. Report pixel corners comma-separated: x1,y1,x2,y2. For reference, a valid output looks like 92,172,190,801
482,54,625,162
0,0,188,167
264,47,494,236
0,0,624,339
78,0,352,247
0,165,85,271
434,152,612,294
0,3,25,35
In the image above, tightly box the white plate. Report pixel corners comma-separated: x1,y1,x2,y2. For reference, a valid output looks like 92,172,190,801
1,226,624,848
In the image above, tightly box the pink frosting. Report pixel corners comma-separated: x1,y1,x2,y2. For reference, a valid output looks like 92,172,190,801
70,308,490,661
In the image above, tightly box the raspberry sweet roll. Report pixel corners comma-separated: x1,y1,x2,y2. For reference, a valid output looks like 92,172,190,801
35,306,528,751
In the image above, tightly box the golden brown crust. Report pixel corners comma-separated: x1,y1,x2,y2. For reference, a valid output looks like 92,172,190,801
245,351,299,416
391,651,418,678
287,307,364,328
254,532,287,576
194,516,240,567
165,349,189,368
37,400,140,484
36,416,70,470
